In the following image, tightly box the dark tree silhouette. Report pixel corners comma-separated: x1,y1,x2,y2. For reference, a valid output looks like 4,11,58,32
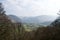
0,3,5,14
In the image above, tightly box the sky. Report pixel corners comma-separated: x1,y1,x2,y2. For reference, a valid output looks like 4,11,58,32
0,0,60,17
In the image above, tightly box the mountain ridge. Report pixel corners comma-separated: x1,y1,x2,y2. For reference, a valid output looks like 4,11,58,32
8,15,58,25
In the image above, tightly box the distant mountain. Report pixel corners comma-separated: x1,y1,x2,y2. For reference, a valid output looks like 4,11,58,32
8,15,58,25
8,15,21,23
41,21,52,26
21,15,57,25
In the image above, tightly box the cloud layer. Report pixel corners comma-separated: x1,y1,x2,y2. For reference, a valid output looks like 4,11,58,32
1,0,60,17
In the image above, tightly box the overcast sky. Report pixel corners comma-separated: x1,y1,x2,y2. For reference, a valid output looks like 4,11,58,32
0,0,60,17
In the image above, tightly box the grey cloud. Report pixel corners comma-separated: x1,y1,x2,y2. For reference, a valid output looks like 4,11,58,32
0,0,59,17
